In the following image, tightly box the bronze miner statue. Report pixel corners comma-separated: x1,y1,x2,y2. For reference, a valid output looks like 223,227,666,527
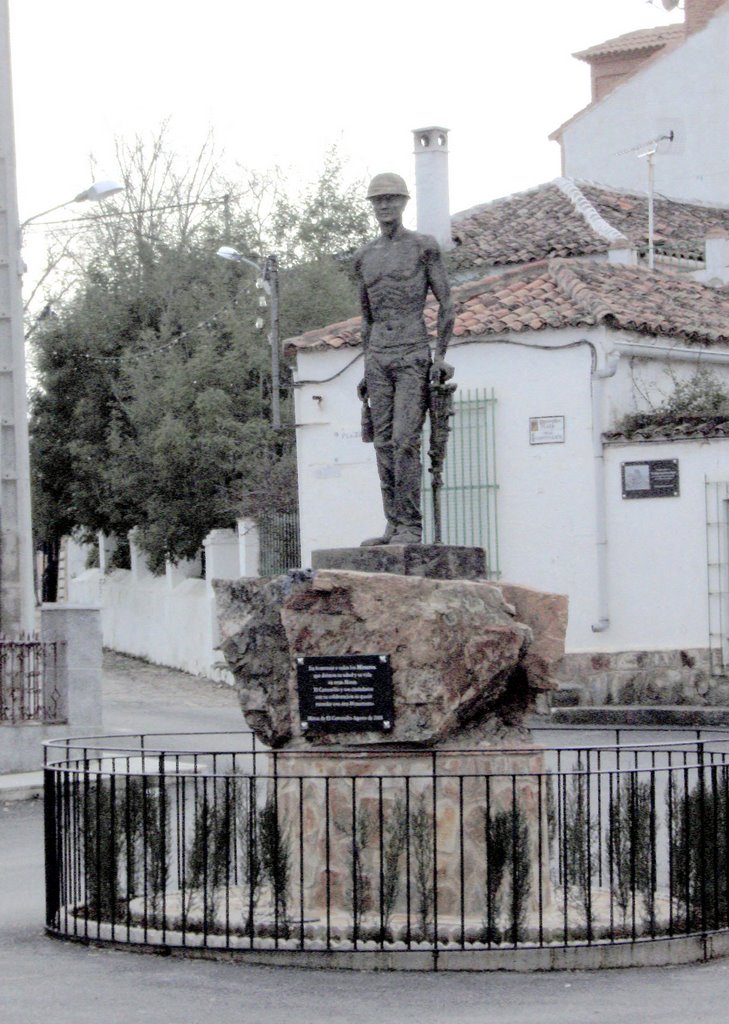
355,172,455,546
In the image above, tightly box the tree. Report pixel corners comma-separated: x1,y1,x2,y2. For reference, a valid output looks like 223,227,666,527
30,129,373,586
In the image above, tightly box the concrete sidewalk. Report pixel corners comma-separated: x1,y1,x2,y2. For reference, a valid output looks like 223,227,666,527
0,769,42,801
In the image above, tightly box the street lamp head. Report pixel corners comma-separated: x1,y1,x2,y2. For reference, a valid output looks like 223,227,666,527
21,178,125,232
73,179,125,203
216,245,242,262
215,246,265,281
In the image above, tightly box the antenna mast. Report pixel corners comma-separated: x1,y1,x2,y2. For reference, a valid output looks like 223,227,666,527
633,132,675,270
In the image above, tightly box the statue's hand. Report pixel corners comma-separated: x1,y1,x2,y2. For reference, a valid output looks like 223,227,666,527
357,377,368,402
430,359,454,385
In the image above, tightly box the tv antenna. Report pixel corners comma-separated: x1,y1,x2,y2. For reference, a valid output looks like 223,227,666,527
615,131,675,270
636,135,675,270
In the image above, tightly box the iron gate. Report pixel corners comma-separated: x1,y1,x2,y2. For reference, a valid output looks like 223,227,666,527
422,387,499,576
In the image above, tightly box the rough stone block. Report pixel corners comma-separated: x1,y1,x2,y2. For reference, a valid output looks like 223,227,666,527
215,568,569,748
493,583,568,693
311,545,487,580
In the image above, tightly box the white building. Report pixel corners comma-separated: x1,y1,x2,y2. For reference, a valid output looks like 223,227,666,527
551,0,729,206
287,137,729,706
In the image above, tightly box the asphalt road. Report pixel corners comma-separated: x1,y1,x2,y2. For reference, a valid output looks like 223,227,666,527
2,653,728,1024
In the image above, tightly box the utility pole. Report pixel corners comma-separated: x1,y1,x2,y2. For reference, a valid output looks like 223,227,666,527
217,246,282,430
266,255,281,431
0,0,36,634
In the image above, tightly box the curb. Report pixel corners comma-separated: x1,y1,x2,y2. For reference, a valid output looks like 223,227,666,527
550,704,729,727
0,771,43,803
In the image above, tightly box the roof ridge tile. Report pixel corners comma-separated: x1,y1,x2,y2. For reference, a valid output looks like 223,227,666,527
553,178,627,244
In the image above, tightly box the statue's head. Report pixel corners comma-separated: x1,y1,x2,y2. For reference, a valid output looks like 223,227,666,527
366,173,409,226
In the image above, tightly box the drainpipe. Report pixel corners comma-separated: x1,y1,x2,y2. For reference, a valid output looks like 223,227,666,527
614,341,729,366
591,349,620,632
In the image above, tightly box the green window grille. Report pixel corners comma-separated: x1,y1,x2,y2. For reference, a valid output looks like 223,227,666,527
421,387,500,577
705,479,729,674
258,510,301,577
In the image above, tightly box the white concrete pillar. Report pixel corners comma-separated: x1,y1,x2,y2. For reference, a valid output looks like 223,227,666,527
237,518,260,578
165,553,202,589
203,528,240,582
65,535,90,582
41,604,102,731
704,229,729,285
607,240,639,266
128,528,155,581
413,126,452,251
98,532,118,575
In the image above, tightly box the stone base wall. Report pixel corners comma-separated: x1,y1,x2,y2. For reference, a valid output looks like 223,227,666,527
554,648,729,706
272,747,553,930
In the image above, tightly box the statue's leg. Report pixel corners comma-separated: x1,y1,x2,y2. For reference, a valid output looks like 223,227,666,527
389,352,430,544
360,353,397,545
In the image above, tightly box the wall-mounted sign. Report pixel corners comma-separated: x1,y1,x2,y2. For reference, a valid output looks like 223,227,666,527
622,459,679,499
529,416,565,445
296,654,394,733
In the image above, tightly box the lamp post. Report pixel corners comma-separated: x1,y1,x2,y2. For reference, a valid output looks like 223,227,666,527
20,179,124,232
216,246,281,430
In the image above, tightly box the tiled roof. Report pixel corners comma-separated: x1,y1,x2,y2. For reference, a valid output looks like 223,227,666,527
286,260,729,354
604,416,729,443
581,183,729,258
573,25,685,61
449,179,729,272
450,183,607,271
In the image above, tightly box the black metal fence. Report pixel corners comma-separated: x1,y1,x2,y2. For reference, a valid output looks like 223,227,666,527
43,729,729,969
0,637,63,723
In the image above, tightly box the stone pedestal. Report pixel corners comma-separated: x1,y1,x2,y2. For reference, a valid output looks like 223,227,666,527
271,745,553,936
214,550,567,941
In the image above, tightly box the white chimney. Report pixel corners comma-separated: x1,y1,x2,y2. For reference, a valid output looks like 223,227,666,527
703,228,729,285
412,126,452,251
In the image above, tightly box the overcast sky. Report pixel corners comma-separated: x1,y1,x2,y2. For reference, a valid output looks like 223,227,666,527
9,0,683,232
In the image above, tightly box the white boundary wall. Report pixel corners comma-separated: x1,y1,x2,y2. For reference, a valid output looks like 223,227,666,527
602,437,728,652
68,521,260,682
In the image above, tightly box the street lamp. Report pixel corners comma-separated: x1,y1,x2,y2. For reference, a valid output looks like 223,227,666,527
12,178,124,627
21,178,125,232
217,246,281,430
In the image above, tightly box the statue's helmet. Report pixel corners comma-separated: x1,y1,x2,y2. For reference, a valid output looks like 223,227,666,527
366,172,410,200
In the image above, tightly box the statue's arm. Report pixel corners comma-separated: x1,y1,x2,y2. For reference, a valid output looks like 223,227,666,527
425,242,455,378
359,280,373,352
355,252,372,400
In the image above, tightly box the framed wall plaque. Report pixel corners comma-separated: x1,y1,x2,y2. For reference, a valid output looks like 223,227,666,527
622,459,679,499
296,654,394,733
529,416,565,445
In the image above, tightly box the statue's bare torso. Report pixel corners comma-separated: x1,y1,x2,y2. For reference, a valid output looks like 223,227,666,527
355,230,440,351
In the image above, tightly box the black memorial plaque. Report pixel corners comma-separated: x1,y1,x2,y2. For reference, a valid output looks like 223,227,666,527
622,459,679,499
296,654,393,733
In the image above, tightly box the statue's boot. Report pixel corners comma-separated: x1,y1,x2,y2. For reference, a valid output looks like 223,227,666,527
388,528,421,546
360,522,396,547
